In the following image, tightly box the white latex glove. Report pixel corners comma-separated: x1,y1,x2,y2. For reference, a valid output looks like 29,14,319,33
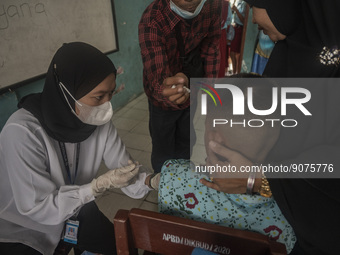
149,173,161,191
91,160,139,196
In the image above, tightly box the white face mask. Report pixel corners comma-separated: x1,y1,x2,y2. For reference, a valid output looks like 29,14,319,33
59,82,113,126
170,0,206,20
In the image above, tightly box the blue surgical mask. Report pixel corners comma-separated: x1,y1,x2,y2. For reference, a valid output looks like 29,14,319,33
170,0,207,20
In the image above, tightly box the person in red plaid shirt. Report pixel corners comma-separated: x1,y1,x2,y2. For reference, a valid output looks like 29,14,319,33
139,0,221,173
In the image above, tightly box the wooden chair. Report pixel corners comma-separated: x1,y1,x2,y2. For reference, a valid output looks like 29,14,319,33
113,208,287,255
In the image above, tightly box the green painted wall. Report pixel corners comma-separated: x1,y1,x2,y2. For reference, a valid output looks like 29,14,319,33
0,0,153,130
109,0,153,109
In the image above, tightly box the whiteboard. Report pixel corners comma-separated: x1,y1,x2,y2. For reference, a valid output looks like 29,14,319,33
0,0,118,92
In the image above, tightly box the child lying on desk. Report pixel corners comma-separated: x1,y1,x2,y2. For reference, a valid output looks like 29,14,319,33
158,76,296,253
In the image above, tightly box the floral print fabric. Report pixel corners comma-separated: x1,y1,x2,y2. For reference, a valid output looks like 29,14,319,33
158,159,296,253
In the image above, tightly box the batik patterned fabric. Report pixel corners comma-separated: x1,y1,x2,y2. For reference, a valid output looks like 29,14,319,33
159,159,296,253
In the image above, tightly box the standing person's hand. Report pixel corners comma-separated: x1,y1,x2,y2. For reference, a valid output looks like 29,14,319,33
162,73,190,105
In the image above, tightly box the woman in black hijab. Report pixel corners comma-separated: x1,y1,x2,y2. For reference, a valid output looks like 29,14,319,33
21,41,115,142
229,1,340,254
0,42,157,255
247,0,340,77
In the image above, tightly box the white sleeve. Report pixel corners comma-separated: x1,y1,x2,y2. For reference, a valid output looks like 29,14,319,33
0,123,95,226
121,166,153,199
102,122,152,199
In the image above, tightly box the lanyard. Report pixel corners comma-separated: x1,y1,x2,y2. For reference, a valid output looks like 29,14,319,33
58,142,80,185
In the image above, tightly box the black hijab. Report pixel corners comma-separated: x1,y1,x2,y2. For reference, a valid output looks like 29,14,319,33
244,0,300,36
18,42,117,143
245,0,340,77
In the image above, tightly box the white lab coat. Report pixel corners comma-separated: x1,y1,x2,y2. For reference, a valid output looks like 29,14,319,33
0,108,151,255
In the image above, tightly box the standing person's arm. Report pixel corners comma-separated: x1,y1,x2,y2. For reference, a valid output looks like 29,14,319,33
200,4,222,78
139,22,188,107
222,2,233,30
232,4,245,25
227,2,233,27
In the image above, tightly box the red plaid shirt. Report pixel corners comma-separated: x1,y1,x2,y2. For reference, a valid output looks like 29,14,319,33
139,0,221,110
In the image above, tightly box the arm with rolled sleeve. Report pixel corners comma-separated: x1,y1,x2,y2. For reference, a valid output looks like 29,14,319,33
222,3,233,30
